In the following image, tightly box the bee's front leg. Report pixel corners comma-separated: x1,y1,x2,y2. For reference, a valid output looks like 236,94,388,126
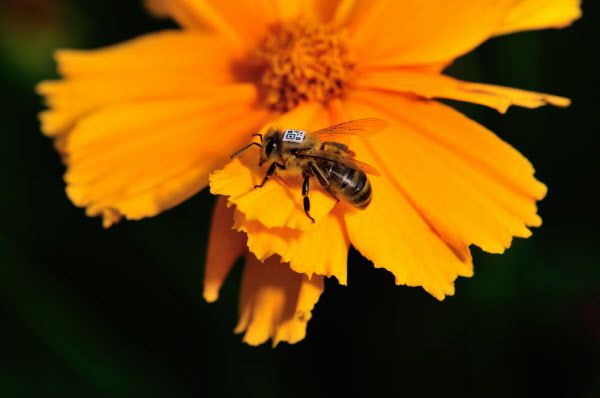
254,162,285,188
302,172,316,223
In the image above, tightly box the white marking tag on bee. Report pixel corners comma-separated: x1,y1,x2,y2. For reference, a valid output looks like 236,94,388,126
282,129,306,143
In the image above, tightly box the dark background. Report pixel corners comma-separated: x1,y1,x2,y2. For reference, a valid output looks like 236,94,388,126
0,1,598,397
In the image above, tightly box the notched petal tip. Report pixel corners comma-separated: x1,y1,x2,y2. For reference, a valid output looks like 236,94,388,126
35,80,51,96
101,208,123,228
536,180,549,200
235,255,324,347
233,209,302,263
234,208,350,285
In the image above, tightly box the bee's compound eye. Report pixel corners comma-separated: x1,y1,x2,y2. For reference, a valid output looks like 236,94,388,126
265,138,276,156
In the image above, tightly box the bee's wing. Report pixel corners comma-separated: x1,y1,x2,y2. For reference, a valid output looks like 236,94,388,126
296,151,381,176
312,118,389,139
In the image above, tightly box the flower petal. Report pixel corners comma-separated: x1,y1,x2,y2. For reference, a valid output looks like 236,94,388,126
236,255,324,346
308,0,345,23
346,0,517,66
37,31,245,136
345,0,580,67
143,0,247,43
354,69,570,113
64,87,268,225
204,196,245,302
145,0,312,46
324,106,473,299
234,208,350,284
209,103,337,232
343,176,473,300
209,157,337,232
494,0,581,36
348,178,472,299
347,91,546,256
50,31,241,79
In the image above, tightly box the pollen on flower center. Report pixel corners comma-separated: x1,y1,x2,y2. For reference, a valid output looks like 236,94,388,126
252,19,354,112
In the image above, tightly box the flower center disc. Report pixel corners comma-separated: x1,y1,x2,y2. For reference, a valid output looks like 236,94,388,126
254,19,354,112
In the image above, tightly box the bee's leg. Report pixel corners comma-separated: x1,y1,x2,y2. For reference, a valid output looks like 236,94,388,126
310,163,339,202
255,162,285,188
309,162,328,187
302,173,316,223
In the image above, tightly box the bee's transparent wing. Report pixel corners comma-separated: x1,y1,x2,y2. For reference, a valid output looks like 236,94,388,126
312,118,389,139
296,151,381,176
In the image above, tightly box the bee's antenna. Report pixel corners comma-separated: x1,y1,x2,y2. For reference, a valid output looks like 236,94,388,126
230,142,262,159
252,133,263,142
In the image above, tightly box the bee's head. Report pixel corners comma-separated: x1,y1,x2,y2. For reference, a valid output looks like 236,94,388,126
231,128,281,166
230,128,282,166
259,128,281,166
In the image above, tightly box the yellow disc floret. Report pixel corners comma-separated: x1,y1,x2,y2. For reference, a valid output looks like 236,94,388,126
253,19,354,112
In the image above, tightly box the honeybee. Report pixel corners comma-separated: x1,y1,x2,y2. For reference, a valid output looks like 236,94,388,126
231,118,388,222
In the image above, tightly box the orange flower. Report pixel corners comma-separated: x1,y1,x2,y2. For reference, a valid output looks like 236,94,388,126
38,0,581,346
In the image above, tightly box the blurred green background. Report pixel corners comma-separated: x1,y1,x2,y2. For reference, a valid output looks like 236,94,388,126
0,1,598,397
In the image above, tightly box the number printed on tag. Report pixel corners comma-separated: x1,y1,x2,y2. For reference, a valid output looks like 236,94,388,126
282,130,306,143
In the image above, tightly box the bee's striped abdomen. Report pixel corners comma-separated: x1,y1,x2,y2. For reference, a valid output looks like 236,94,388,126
320,161,372,208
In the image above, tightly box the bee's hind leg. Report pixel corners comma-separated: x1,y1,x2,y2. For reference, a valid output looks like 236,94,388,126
255,162,285,188
309,162,339,203
302,172,316,223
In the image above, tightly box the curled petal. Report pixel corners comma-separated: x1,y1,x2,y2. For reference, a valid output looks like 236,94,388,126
204,196,245,303
209,157,336,232
209,103,337,231
234,208,349,284
236,255,324,346
354,69,570,113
